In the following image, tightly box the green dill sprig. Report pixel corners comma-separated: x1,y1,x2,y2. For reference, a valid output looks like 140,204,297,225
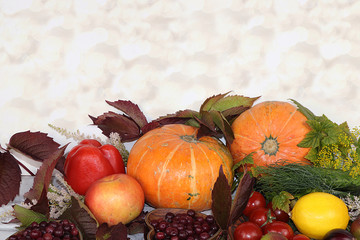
254,162,360,201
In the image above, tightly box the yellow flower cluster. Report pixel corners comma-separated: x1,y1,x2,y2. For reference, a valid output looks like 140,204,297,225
315,129,360,178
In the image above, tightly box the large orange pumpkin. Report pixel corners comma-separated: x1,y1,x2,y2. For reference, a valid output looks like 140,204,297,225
230,101,311,168
126,124,234,211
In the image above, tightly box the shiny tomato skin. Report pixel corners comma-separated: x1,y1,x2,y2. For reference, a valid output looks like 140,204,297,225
267,202,290,223
249,207,276,228
233,222,263,240
243,191,267,217
292,234,311,240
263,221,294,240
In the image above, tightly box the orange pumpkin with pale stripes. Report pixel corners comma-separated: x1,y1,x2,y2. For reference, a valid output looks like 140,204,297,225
230,101,311,169
126,124,233,211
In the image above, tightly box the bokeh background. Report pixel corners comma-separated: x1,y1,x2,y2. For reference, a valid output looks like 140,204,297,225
1,0,360,149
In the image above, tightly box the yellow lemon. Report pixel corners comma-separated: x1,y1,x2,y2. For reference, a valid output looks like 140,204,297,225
291,192,349,239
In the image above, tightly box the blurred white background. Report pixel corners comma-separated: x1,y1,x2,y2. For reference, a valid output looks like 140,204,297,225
1,0,360,149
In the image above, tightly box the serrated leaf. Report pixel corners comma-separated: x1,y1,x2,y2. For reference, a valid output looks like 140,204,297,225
60,197,97,240
304,147,318,162
222,106,250,119
228,172,256,226
210,95,260,112
24,145,67,201
289,99,316,120
0,151,21,206
297,130,322,148
200,92,231,112
13,205,47,227
96,223,128,240
271,191,294,213
232,153,254,171
211,166,232,230
8,131,61,162
89,111,141,142
106,100,148,128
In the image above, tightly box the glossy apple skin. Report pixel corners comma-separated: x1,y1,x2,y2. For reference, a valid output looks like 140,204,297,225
85,173,145,226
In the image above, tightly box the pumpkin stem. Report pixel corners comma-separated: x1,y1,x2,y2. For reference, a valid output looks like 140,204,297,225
261,136,279,156
181,135,199,143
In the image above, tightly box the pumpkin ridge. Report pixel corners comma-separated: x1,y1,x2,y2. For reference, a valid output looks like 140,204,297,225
195,142,216,207
132,147,151,176
249,107,268,141
189,145,197,209
233,133,261,144
274,107,298,138
201,139,234,184
156,140,185,204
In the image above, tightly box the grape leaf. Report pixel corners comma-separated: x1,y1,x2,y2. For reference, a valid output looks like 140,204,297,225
271,191,294,213
60,197,97,240
24,145,67,202
105,100,148,128
96,223,128,240
200,92,231,112
89,111,141,142
211,166,232,230
206,94,260,113
0,151,21,206
13,205,47,228
8,131,61,161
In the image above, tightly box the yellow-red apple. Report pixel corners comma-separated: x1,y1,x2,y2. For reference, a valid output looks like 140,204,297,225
84,173,145,226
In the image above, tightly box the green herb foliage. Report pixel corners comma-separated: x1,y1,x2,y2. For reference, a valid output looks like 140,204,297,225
291,99,360,178
254,162,360,200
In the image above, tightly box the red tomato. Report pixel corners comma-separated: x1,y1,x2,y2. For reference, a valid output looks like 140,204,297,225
292,234,311,240
263,221,294,240
243,191,267,217
249,207,276,228
233,222,263,240
267,202,290,223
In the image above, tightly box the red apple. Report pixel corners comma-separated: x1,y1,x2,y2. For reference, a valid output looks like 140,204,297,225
85,173,145,226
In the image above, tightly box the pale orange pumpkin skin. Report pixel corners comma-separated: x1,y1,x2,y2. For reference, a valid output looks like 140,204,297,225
126,124,234,211
230,101,311,168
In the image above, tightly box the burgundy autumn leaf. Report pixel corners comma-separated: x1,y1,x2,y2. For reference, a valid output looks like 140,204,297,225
24,145,67,202
0,151,21,206
211,165,232,231
106,100,148,128
96,222,128,240
29,186,50,218
126,211,147,235
61,197,97,240
89,111,141,142
228,172,256,226
8,131,61,162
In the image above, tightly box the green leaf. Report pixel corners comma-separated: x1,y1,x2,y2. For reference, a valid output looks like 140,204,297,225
13,205,47,228
209,95,260,112
271,191,294,213
304,147,318,162
232,153,254,171
200,92,231,112
289,99,316,120
298,130,322,148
